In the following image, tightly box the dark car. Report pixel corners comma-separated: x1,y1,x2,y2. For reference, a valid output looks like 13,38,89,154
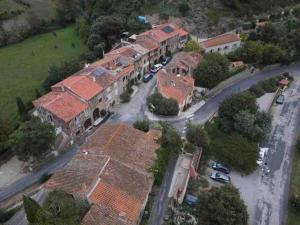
143,73,154,82
210,171,231,183
276,94,284,104
212,162,230,174
161,56,172,65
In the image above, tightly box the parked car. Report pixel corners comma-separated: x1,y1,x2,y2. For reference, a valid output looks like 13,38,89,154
256,147,269,166
161,56,172,65
150,64,163,73
276,94,285,104
212,162,230,174
210,171,231,183
143,73,154,82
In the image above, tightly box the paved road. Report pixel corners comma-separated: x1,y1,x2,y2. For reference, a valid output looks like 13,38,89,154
2,62,300,225
231,77,300,225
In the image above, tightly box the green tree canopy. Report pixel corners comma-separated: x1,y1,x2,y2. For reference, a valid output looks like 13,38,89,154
0,112,10,154
147,92,179,116
23,190,90,225
198,185,248,225
222,134,259,174
186,123,209,148
133,120,150,132
9,118,55,161
218,91,258,132
193,53,230,88
184,39,200,52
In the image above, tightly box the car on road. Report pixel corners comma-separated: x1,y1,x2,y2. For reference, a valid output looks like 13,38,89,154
210,171,231,183
276,94,285,104
212,162,230,174
150,64,163,73
161,56,172,65
257,147,269,166
143,73,154,82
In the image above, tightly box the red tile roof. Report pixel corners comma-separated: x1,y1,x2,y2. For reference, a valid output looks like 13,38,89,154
201,33,240,48
89,182,141,224
52,75,103,101
157,70,194,105
135,38,160,51
84,123,159,172
166,52,201,72
139,23,185,43
33,91,88,123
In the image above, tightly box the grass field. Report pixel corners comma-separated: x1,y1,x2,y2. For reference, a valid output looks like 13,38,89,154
0,26,87,121
288,141,300,225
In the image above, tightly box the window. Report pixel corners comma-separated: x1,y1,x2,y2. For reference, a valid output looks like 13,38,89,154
75,117,80,124
123,77,126,82
217,48,221,52
48,115,53,122
159,49,162,55
210,49,214,53
99,97,102,103
76,130,81,136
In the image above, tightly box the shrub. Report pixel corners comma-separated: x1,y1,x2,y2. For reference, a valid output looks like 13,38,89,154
178,2,190,16
184,142,197,153
184,39,200,52
249,84,265,97
120,91,131,103
133,120,150,132
260,78,278,93
186,123,209,148
147,92,179,116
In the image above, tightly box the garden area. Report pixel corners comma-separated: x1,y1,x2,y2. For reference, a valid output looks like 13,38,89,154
0,25,87,121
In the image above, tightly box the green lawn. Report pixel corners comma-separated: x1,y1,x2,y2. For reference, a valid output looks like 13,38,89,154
288,143,300,225
0,26,87,121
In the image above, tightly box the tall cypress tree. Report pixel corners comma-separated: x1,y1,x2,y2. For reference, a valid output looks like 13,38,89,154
23,195,43,223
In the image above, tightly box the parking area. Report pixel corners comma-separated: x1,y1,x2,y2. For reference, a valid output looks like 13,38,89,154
230,77,300,225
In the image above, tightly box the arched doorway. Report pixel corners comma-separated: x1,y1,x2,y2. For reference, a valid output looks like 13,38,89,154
93,108,100,120
84,118,92,130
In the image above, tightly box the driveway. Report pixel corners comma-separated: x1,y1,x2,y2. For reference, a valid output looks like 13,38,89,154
231,77,300,225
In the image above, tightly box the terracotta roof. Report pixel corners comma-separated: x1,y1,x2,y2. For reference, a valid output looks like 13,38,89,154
166,52,201,72
156,70,194,105
139,23,183,43
177,28,189,37
84,123,160,173
44,151,109,198
52,75,104,101
33,91,88,123
82,205,130,225
86,159,152,225
201,33,240,48
105,47,139,59
135,38,159,51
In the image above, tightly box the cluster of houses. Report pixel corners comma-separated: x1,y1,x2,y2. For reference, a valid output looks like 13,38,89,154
32,22,241,139
33,23,189,139
31,23,243,225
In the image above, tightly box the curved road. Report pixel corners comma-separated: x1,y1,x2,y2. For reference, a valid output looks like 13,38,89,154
1,62,300,206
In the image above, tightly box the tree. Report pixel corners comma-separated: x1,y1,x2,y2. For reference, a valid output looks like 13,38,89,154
9,118,55,161
133,120,150,132
218,91,258,132
193,53,230,88
198,185,248,225
184,39,200,52
241,41,264,64
23,190,89,225
257,23,280,44
159,122,183,154
0,112,10,155
147,92,179,116
16,97,29,121
261,43,283,65
23,195,45,223
222,134,259,174
75,16,89,42
186,123,209,148
233,110,256,139
178,1,190,16
249,84,265,97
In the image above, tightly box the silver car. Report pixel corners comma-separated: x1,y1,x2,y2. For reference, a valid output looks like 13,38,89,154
210,171,231,183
